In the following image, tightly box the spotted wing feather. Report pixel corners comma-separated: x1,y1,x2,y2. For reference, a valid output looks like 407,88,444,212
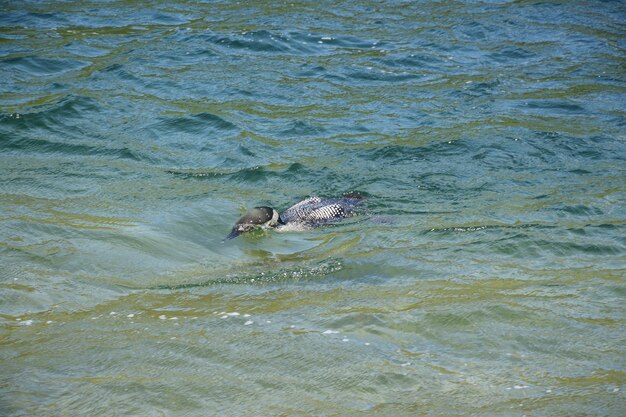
307,204,346,221
280,196,359,226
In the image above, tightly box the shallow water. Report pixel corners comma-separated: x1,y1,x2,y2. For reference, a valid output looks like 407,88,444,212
1,0,625,415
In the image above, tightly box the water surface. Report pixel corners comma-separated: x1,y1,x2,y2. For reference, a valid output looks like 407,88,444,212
1,1,625,415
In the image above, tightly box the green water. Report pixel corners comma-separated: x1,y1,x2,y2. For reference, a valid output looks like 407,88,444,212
1,1,625,415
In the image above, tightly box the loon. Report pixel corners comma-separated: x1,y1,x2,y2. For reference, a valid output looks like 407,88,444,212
225,194,365,240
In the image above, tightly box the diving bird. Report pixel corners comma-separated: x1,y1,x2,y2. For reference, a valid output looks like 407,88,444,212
224,194,365,240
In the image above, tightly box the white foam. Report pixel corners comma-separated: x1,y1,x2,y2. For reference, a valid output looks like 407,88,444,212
20,319,33,326
158,315,167,320
322,330,339,334
244,320,253,326
127,314,135,318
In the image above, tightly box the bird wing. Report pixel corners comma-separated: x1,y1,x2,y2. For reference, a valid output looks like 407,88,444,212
280,197,319,223
280,196,360,225
306,204,347,221
285,197,322,212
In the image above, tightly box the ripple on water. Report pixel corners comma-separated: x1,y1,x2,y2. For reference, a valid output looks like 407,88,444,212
1,0,625,415
2,56,90,77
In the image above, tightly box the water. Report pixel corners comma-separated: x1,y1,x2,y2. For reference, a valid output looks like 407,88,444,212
1,0,625,415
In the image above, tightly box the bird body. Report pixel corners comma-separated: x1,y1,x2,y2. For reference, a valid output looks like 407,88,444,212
225,195,365,240
279,196,361,225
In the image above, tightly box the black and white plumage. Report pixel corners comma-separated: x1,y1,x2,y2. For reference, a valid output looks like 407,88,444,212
279,196,354,224
225,195,365,240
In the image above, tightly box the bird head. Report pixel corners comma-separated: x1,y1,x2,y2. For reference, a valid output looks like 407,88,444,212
224,206,282,240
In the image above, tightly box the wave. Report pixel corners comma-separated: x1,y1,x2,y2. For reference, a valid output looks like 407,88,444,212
0,96,143,161
2,56,90,76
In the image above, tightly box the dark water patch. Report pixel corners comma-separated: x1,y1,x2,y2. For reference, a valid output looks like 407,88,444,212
0,161,135,198
126,10,190,26
536,240,623,257
193,29,390,57
164,162,353,207
294,64,327,78
0,33,27,41
0,96,147,161
238,144,256,157
471,145,517,169
411,172,462,194
1,56,90,76
148,112,237,136
344,67,421,84
166,163,317,185
0,44,30,59
63,41,109,58
279,120,326,137
0,7,191,31
568,169,592,175
0,10,70,29
0,133,141,162
227,162,322,186
4,95,241,166
97,63,142,82
531,132,626,162
0,95,99,129
361,141,471,163
165,167,248,180
208,30,316,55
468,140,561,172
523,100,586,114
593,223,621,232
453,20,493,42
487,46,537,64
145,45,219,70
289,31,382,51
549,204,605,217
462,79,502,98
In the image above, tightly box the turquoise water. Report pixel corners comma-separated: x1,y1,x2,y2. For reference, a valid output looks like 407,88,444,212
1,0,625,415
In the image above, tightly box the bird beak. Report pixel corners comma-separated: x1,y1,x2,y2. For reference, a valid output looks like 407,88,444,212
223,228,241,241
